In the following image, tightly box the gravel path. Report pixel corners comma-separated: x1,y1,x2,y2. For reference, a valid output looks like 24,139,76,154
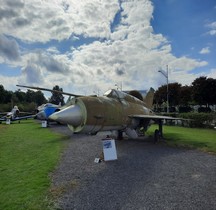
50,125,216,210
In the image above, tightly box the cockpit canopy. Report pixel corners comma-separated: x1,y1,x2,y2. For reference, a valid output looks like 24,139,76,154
104,89,126,99
104,89,144,105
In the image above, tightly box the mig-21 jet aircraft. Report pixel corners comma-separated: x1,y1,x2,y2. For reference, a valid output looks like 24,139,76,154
17,84,182,142
48,88,181,142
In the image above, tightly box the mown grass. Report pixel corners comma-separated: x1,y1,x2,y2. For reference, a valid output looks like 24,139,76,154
1,121,215,209
147,124,216,153
0,120,66,210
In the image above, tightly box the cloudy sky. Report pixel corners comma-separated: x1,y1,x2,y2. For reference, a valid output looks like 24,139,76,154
0,0,215,96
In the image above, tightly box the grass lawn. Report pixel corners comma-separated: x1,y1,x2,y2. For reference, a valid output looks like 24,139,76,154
0,120,66,210
1,121,215,209
147,124,216,153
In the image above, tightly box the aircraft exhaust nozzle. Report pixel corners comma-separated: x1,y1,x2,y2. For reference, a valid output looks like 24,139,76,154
48,105,83,127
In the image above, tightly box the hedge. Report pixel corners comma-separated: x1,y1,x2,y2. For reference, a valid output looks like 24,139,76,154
178,112,216,128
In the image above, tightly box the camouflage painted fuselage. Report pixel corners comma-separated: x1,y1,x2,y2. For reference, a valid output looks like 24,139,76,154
53,89,154,135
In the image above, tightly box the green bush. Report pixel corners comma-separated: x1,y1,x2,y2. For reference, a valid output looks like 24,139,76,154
17,102,37,113
0,102,37,113
179,106,192,113
0,103,12,112
198,107,212,113
179,112,216,128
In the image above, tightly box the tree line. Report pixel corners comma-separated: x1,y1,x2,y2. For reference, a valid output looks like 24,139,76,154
0,76,215,113
154,76,216,112
0,85,65,112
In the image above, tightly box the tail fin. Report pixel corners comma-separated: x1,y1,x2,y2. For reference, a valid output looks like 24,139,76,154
143,88,155,109
66,96,72,104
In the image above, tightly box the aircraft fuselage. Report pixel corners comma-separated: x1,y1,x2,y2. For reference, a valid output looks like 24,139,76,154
49,89,153,136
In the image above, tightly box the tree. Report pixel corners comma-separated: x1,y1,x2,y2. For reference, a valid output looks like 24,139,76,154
192,76,216,107
11,93,19,106
4,90,13,103
0,85,6,103
0,85,13,104
154,85,167,105
178,85,193,113
192,76,207,106
179,85,192,106
49,85,65,105
168,83,182,107
205,78,216,106
154,82,181,109
26,90,36,103
34,91,47,105
26,90,47,105
14,90,26,102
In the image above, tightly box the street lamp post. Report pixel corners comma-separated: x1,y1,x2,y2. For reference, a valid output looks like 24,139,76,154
158,65,169,113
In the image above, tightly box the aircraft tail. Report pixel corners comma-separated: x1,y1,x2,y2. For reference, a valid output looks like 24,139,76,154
143,88,155,109
66,96,72,104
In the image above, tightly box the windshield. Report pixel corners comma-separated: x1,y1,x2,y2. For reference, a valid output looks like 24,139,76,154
103,89,126,99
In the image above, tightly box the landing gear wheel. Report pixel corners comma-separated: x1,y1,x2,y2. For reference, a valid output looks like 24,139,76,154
154,129,160,143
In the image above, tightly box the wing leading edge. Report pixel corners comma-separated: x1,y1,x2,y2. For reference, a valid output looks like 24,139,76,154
0,115,35,122
129,114,182,121
13,115,36,121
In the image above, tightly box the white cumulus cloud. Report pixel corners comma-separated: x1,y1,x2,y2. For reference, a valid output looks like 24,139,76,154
207,21,216,36
0,0,210,94
199,47,210,54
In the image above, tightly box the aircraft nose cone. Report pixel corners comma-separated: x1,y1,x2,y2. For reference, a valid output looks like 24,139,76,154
48,105,83,126
36,111,47,120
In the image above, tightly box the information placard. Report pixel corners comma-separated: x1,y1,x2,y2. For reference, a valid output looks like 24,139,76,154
6,118,11,125
102,138,117,161
41,120,47,128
